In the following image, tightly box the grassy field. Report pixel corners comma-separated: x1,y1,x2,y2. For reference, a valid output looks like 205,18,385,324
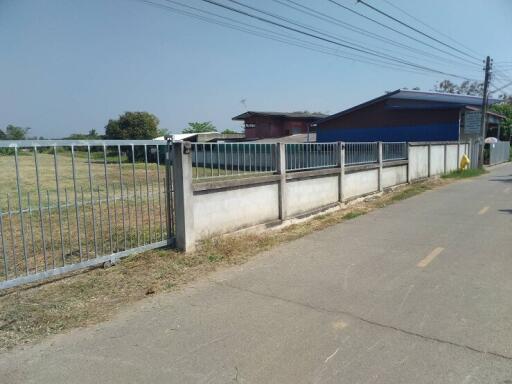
0,151,164,210
0,150,170,282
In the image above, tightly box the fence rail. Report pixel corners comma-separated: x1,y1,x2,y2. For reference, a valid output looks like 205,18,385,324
285,143,338,171
0,140,173,289
383,142,408,161
345,142,379,165
191,143,277,180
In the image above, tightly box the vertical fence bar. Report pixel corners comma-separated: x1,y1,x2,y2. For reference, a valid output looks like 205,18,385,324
46,190,55,268
156,145,164,241
64,188,72,259
53,146,66,266
7,194,17,276
27,192,36,272
113,184,119,251
217,144,220,177
144,145,152,243
131,145,140,246
14,147,28,274
87,146,98,258
97,187,104,254
80,186,89,259
164,139,174,241
117,146,127,249
70,145,83,261
0,207,8,279
103,145,113,253
138,182,144,245
125,182,132,248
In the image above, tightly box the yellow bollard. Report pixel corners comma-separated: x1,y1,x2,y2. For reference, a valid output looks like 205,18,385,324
460,153,470,170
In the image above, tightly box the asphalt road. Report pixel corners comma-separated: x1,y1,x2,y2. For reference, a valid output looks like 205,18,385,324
2,164,512,383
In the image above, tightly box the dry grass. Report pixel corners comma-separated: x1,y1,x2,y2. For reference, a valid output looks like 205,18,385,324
0,178,448,351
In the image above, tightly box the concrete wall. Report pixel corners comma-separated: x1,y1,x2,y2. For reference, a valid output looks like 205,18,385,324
430,145,445,176
409,145,429,179
343,169,379,199
382,165,407,188
174,141,469,249
193,182,279,238
285,175,339,217
446,145,458,172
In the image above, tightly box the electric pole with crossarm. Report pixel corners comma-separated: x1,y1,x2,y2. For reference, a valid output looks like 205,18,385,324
478,56,492,168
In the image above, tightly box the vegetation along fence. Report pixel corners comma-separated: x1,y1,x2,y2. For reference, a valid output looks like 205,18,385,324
0,140,174,289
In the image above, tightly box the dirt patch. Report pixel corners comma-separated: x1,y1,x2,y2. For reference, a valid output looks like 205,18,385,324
0,178,449,351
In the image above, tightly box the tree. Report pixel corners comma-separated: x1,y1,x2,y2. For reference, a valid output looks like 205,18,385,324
183,121,217,134
66,128,102,140
434,80,483,96
105,112,160,140
221,129,238,134
490,102,512,141
2,125,30,140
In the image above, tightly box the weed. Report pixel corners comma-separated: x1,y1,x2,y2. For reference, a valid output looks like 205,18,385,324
442,168,487,179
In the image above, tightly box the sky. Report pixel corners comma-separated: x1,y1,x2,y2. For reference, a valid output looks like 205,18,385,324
1,0,511,138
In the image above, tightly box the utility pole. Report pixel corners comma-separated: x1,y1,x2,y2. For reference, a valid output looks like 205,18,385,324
478,55,492,168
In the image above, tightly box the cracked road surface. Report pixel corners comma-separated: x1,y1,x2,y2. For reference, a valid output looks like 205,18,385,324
2,164,512,383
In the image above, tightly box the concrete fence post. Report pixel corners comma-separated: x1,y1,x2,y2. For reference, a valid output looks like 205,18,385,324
378,141,383,192
427,143,432,178
277,143,287,221
338,142,345,202
407,142,412,183
443,144,447,174
457,141,461,170
173,141,195,252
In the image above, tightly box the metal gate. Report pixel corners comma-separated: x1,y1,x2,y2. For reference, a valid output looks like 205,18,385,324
0,140,174,289
470,140,480,169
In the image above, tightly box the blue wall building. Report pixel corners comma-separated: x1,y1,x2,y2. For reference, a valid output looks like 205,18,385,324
315,90,498,143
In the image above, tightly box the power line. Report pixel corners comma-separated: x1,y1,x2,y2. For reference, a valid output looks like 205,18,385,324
197,0,478,80
326,0,480,67
380,0,482,57
271,0,481,72
354,0,481,62
225,0,461,73
135,0,449,77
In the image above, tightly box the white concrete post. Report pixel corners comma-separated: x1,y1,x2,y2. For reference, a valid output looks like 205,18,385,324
443,144,447,174
457,141,461,170
173,141,195,252
277,143,287,221
407,142,412,183
378,141,383,192
338,142,345,202
427,144,432,178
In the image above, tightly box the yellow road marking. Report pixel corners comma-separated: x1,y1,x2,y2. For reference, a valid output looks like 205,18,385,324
417,247,444,268
478,206,490,215
332,320,348,330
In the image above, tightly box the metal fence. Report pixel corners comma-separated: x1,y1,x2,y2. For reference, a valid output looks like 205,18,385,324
345,142,379,165
487,141,510,165
0,140,173,289
383,142,408,161
191,141,407,179
191,143,277,180
285,143,338,171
